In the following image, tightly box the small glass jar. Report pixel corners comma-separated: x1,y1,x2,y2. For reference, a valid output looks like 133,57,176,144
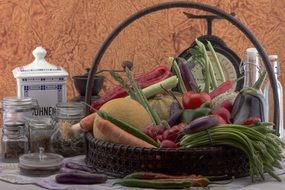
27,117,53,153
1,96,38,129
0,122,28,162
50,102,85,157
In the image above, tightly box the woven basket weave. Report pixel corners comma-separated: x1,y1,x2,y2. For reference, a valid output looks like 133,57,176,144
85,133,249,180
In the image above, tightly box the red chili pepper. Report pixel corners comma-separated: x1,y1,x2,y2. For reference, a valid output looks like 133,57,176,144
209,80,233,99
91,65,172,110
182,92,211,109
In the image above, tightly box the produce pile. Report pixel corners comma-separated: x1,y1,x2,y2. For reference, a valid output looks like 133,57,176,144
79,41,284,187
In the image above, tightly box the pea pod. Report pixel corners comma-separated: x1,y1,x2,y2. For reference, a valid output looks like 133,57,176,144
114,178,192,189
97,110,159,147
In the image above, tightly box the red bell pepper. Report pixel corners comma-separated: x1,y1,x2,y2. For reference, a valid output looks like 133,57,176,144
91,65,172,110
182,92,211,109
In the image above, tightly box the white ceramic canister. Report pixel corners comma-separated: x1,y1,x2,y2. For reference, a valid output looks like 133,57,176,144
12,47,68,117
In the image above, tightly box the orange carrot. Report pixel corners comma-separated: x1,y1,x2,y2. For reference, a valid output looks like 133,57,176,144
94,116,155,148
80,113,97,132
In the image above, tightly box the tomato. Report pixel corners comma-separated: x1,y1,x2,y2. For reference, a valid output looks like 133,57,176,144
182,92,211,109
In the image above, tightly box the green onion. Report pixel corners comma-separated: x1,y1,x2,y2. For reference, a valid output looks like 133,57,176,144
139,76,178,99
207,41,225,82
168,58,187,93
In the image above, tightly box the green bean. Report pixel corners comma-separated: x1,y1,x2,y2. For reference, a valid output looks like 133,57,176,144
97,110,159,147
114,178,192,189
179,123,284,182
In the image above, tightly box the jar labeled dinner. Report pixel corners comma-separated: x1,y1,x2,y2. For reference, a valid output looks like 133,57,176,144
50,102,85,157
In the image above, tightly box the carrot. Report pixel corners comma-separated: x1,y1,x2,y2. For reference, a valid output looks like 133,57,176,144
94,116,155,148
80,112,97,132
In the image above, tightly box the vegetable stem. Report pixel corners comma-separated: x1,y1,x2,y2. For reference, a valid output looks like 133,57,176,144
207,41,225,82
169,58,187,93
125,67,162,125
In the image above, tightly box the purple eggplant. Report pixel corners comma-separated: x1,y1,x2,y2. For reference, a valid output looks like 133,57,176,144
59,167,92,174
183,115,226,134
55,173,108,184
65,162,95,173
169,101,181,116
176,57,199,92
231,71,266,124
167,111,182,127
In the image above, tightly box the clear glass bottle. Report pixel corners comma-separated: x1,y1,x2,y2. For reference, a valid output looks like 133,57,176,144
263,55,283,138
27,117,53,153
0,122,28,162
50,102,85,157
242,48,261,88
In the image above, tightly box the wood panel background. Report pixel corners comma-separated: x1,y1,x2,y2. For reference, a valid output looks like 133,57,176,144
0,0,284,116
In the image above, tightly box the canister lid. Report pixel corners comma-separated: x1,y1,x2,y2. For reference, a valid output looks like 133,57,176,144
12,46,68,78
19,147,63,169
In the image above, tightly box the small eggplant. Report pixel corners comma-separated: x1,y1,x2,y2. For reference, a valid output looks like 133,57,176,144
169,101,181,116
55,173,108,184
176,57,199,92
65,162,95,173
167,111,182,127
183,115,225,134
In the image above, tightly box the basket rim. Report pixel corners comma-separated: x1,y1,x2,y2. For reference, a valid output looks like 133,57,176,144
85,132,239,153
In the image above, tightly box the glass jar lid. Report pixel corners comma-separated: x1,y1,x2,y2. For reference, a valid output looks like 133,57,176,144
1,97,38,112
54,102,85,119
19,148,63,169
26,116,52,129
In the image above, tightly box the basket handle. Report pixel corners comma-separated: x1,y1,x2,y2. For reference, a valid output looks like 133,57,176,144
85,1,280,136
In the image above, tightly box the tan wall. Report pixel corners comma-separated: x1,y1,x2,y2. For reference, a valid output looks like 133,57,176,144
0,0,284,107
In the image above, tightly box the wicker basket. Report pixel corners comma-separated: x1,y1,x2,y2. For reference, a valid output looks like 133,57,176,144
84,1,280,180
85,133,249,180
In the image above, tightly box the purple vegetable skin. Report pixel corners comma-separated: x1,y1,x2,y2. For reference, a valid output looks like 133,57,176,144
55,173,107,184
65,162,94,173
170,101,181,116
167,111,182,127
59,167,91,174
183,115,221,134
177,57,198,92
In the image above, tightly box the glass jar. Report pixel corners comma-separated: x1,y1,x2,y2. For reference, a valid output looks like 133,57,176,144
0,123,28,162
50,102,85,157
0,96,38,129
27,117,53,153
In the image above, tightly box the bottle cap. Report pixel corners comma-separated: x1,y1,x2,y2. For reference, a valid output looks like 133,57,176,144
246,48,258,57
269,55,278,61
